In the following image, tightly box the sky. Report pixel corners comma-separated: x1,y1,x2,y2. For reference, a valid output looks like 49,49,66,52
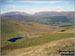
0,1,74,14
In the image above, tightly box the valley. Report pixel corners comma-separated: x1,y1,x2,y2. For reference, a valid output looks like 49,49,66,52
1,1,75,56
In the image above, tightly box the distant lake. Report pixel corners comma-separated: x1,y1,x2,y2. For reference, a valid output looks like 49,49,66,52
8,37,24,42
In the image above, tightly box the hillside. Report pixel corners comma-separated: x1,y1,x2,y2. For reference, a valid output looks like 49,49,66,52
1,17,74,56
1,20,74,55
1,20,54,47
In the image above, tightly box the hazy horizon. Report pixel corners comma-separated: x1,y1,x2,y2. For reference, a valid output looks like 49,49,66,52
1,11,75,15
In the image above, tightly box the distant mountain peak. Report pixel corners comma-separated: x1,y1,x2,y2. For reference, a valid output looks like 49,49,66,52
2,11,30,16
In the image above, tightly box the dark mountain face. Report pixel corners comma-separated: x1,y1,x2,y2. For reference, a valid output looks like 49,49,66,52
43,16,73,25
1,12,34,22
34,11,75,18
1,11,74,25
2,15,30,21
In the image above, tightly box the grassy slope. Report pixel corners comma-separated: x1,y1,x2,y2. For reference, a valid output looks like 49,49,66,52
1,20,74,55
1,20,53,47
2,33,74,49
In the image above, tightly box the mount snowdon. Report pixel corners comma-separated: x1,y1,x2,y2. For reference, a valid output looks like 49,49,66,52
1,11,74,25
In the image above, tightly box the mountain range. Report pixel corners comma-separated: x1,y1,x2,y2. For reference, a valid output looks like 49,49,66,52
1,11,74,25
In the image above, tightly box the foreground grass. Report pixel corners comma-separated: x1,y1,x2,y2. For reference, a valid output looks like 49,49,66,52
2,33,74,55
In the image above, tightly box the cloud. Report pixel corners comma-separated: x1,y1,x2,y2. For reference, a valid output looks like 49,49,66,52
6,5,29,9
54,6,61,12
20,1,61,4
3,5,64,14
